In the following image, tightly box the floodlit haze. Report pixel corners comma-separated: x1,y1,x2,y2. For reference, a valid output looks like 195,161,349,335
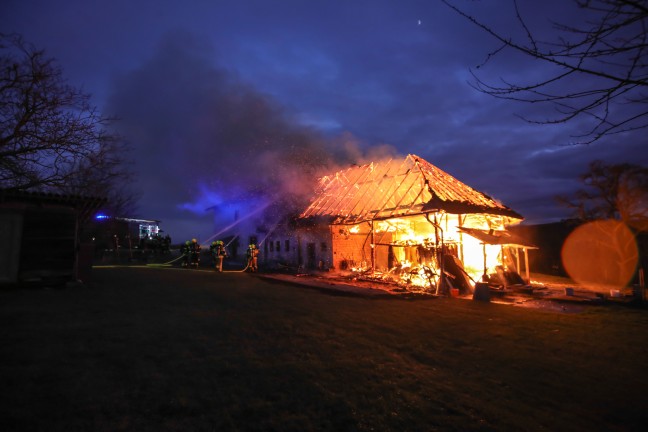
2,0,646,242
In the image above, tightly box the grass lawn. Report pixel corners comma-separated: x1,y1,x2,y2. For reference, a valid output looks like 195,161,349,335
1,267,647,431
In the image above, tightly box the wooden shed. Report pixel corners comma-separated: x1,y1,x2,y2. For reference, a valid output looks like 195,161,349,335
0,189,104,286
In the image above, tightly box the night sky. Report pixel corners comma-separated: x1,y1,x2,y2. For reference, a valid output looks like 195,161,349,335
3,0,646,242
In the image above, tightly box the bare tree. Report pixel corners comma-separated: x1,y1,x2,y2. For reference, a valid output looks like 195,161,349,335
617,164,648,231
557,160,648,230
0,33,135,214
443,0,648,144
60,135,138,217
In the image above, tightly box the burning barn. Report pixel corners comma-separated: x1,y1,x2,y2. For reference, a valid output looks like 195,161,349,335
272,154,535,293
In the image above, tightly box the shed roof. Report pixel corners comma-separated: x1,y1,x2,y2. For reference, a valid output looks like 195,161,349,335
299,154,523,224
0,189,106,218
458,227,537,248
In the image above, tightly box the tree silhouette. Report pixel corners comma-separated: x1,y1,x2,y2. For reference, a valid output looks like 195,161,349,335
557,160,648,231
443,0,648,144
0,33,135,214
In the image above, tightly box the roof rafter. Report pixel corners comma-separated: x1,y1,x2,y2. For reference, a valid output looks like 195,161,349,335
300,154,523,224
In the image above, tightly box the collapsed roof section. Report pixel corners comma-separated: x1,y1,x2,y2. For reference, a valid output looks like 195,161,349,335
299,154,523,224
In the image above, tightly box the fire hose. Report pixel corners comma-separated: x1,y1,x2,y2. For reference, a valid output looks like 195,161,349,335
213,235,255,272
145,253,189,267
146,252,253,273
221,263,249,273
144,253,251,272
145,234,253,272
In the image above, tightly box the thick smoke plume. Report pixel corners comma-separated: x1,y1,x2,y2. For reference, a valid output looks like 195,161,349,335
106,32,396,242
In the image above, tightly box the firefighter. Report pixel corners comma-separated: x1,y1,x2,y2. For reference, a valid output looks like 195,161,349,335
246,243,259,272
189,238,201,268
209,241,218,268
181,240,191,268
210,240,228,272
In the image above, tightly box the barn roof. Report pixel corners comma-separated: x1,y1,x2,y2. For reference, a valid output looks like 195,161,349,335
299,154,523,224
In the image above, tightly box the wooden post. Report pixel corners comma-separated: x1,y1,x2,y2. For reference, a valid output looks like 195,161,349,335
639,268,645,302
524,247,530,284
434,213,445,295
458,214,464,263
482,243,487,281
370,221,375,275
